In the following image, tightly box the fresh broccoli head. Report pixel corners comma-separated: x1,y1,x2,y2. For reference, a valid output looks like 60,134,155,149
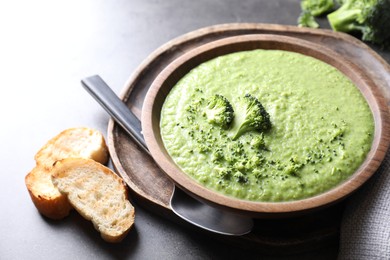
298,0,334,28
301,0,335,16
327,0,390,47
230,94,271,140
298,11,320,28
204,94,234,128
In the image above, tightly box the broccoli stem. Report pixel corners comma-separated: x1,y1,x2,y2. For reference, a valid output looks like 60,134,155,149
232,118,254,140
328,8,363,32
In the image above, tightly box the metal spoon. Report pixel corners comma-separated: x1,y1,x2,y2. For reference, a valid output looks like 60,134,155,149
81,75,253,236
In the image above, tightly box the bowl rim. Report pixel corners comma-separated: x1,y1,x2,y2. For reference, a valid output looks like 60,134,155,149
141,34,390,217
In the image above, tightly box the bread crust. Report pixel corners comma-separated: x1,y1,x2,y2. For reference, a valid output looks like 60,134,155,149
25,127,109,219
52,158,135,243
34,127,109,169
25,167,73,219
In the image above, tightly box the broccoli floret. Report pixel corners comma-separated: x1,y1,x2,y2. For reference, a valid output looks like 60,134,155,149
301,0,335,16
233,171,248,183
250,133,267,150
298,11,320,28
298,0,334,28
230,94,271,140
211,147,224,162
204,94,234,128
246,154,265,170
225,141,245,163
327,0,390,47
215,166,232,180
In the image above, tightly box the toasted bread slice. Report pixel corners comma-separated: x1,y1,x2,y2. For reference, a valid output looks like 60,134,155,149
25,127,109,219
52,158,135,243
25,167,73,219
34,127,109,170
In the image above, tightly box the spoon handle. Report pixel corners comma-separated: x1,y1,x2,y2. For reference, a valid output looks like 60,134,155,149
81,75,150,155
81,75,253,236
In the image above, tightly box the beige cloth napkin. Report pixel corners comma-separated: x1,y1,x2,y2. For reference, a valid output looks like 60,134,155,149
339,150,390,259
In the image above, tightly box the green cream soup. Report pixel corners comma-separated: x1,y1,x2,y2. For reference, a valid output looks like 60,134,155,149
160,50,374,202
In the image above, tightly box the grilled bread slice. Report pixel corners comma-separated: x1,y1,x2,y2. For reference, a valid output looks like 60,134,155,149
51,158,135,243
25,127,109,219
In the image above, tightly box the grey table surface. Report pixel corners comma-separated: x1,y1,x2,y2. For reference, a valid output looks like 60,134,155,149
1,0,389,259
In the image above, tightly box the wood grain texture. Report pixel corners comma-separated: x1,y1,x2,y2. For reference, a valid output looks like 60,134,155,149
107,23,390,253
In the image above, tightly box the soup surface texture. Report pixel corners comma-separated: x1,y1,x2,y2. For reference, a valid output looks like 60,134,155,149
160,49,374,202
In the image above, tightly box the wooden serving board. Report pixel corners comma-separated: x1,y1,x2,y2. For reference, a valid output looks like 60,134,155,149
107,23,390,254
